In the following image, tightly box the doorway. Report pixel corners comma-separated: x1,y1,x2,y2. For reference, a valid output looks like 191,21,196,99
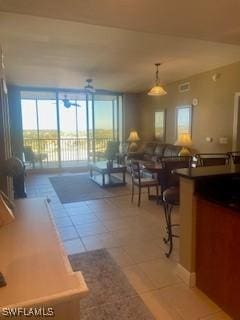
232,92,240,150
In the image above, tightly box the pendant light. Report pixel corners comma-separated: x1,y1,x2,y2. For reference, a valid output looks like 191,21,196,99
148,63,167,96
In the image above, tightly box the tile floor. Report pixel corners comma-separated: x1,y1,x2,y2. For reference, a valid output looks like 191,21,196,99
25,172,231,320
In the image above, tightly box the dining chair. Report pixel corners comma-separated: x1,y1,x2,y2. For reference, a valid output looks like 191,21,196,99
195,153,230,167
228,151,240,164
161,156,192,257
23,146,36,168
130,160,159,207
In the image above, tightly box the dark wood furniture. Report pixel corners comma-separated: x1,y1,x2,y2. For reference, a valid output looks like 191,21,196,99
196,197,240,319
195,153,230,167
89,161,126,188
228,151,240,164
130,161,159,206
143,156,192,202
142,161,165,201
175,165,240,318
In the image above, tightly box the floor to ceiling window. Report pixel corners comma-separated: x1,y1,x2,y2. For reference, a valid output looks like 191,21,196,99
21,89,123,168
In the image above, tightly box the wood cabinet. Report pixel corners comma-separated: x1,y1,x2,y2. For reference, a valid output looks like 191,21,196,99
196,197,240,319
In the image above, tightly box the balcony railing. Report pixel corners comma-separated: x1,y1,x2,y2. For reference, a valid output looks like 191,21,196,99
23,137,113,168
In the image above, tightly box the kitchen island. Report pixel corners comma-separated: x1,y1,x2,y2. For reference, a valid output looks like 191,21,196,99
175,165,240,319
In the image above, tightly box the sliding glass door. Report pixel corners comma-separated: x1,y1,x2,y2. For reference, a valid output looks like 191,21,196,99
21,89,122,168
90,94,121,161
21,92,59,167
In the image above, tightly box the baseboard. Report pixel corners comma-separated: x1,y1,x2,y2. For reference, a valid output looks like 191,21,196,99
177,263,196,287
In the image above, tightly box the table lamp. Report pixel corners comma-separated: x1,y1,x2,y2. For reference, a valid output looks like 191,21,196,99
0,157,24,287
175,133,192,156
127,130,140,152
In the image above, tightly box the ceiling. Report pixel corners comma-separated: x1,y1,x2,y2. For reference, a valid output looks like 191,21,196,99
1,0,240,45
0,1,240,92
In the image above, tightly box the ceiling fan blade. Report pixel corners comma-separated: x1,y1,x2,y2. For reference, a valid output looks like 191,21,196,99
62,99,81,108
84,86,95,93
72,103,81,107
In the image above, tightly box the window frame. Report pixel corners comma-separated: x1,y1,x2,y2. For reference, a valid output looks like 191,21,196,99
175,105,192,140
154,109,166,142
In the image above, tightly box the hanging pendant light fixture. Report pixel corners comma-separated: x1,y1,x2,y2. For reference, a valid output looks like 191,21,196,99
148,63,167,96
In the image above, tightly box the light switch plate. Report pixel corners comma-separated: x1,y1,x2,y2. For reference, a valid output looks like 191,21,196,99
192,98,198,106
206,137,213,142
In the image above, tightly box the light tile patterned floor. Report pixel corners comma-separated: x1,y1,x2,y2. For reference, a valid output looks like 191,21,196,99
25,172,231,320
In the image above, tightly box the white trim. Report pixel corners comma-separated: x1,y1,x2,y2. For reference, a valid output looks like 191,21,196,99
232,92,240,151
177,264,196,287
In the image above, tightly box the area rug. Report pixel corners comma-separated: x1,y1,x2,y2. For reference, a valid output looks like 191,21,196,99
49,173,130,203
69,249,155,320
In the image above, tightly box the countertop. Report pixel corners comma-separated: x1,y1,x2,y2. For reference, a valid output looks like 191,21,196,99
0,198,88,308
175,164,240,179
175,164,240,212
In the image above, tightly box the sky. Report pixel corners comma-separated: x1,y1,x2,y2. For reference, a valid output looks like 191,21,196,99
21,99,114,132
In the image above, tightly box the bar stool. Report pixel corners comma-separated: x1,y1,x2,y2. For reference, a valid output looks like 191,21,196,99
163,186,180,257
161,157,192,257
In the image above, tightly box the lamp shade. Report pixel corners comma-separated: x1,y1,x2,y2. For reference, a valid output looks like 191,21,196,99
127,130,140,142
175,133,192,147
148,85,167,96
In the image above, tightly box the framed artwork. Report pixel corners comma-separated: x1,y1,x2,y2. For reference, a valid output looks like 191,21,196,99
154,110,166,141
176,105,192,140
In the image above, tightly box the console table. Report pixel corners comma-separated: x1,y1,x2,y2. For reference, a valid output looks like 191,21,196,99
0,198,88,319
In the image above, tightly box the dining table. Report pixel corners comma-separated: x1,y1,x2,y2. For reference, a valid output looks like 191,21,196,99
141,160,168,202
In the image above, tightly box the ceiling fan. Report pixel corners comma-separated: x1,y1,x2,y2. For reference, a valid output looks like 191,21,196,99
61,79,95,108
62,95,81,108
84,78,95,93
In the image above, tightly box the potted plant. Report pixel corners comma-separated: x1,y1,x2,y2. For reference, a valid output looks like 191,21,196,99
104,141,120,169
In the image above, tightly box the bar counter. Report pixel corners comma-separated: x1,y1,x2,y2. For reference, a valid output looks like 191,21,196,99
175,163,240,179
175,165,240,319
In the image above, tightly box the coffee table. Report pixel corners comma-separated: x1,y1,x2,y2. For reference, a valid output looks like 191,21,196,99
89,161,127,188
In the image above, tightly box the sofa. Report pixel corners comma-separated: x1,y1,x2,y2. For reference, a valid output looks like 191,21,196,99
127,142,182,162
